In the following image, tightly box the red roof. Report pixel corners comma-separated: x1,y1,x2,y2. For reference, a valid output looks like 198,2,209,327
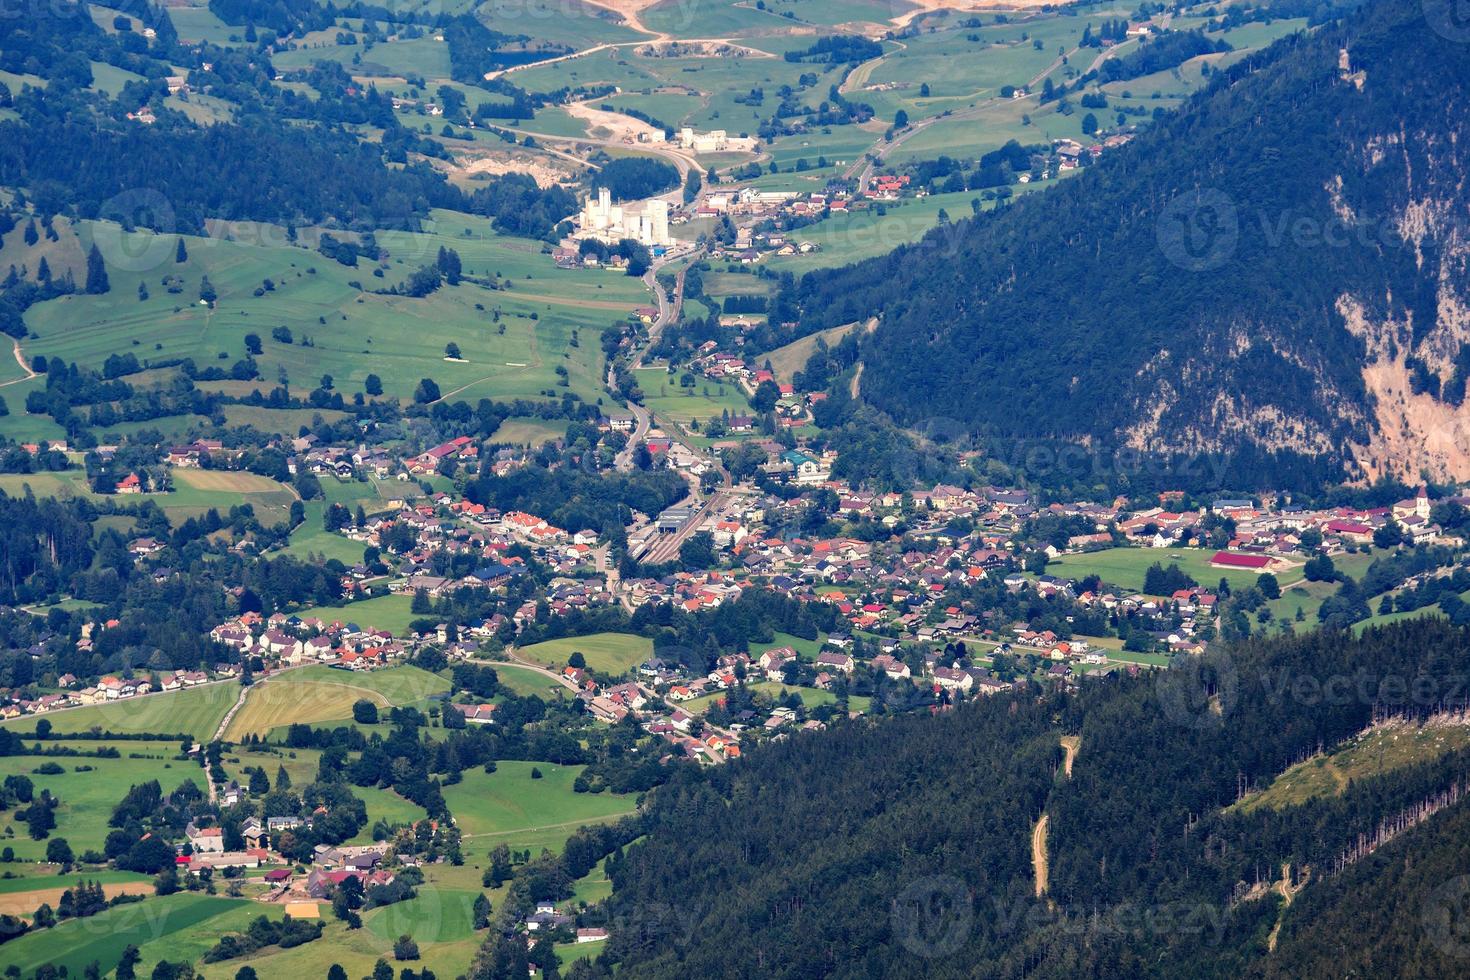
1210,551,1271,569
1326,520,1371,535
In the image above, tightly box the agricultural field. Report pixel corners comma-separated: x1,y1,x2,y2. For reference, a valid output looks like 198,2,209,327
222,664,451,740
220,745,431,839
283,477,416,563
281,508,371,565
440,761,638,839
0,684,238,739
766,183,1056,274
0,874,153,918
682,679,870,715
746,680,871,713
0,869,153,917
754,630,828,661
515,632,652,675
0,745,204,860
492,416,571,447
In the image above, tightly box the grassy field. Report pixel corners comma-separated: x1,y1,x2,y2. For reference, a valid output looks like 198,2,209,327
282,508,370,565
282,476,410,564
0,874,155,917
762,322,859,384
1046,546,1306,594
683,678,869,715
0,467,299,526
441,761,638,838
228,862,498,979
1233,719,1470,814
0,745,204,859
493,662,571,698
3,210,634,444
516,632,652,675
294,592,419,635
746,680,871,713
635,365,753,433
0,684,238,739
0,892,274,977
768,185,1056,274
558,937,607,969
0,867,150,895
754,630,827,661
223,664,451,740
493,416,569,447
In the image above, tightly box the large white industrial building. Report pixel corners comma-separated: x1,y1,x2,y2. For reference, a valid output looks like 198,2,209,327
576,187,672,247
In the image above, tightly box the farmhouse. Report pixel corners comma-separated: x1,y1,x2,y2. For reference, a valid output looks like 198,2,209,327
1209,551,1279,571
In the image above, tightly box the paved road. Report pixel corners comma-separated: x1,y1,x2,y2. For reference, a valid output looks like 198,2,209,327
613,255,693,471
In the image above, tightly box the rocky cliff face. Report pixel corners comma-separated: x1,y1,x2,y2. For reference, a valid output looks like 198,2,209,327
789,0,1470,488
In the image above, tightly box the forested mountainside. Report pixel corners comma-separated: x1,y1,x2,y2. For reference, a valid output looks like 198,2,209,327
599,618,1470,978
0,1,575,235
788,0,1470,487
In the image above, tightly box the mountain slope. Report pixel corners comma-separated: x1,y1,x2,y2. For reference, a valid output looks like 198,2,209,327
600,619,1470,978
791,0,1470,485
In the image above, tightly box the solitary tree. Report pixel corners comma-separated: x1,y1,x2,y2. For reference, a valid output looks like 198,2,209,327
393,935,420,961
45,837,73,867
84,244,109,294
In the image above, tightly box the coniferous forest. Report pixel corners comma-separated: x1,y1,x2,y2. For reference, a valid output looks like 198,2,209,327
782,0,1470,488
591,618,1470,978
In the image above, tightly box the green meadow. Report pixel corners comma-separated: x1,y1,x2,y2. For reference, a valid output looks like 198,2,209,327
294,592,420,635
0,893,273,978
516,632,652,675
0,746,204,859
492,663,570,698
441,761,638,838
4,208,643,443
1046,546,1307,594
220,743,431,840
0,685,238,739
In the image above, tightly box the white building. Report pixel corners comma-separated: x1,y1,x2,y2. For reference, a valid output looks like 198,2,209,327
577,187,672,248
676,128,757,154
